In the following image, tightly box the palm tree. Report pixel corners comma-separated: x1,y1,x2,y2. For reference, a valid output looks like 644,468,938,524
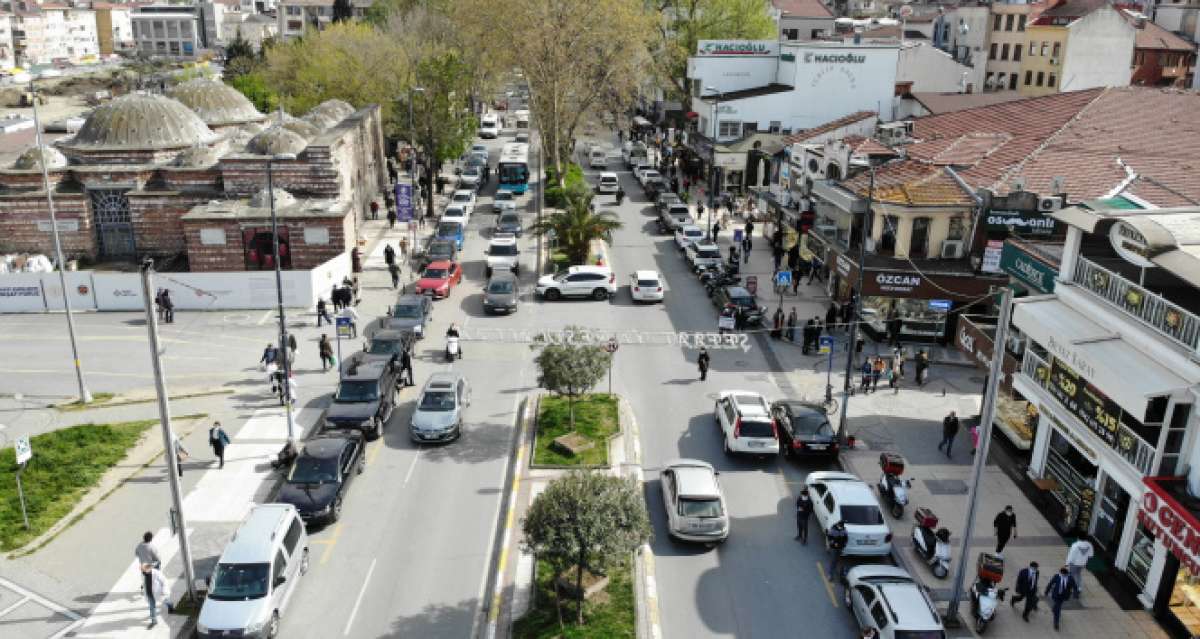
530,182,623,266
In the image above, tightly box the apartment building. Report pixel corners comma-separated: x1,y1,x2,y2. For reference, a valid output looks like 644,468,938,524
983,0,1045,91
1128,9,1196,86
94,3,135,55
131,4,204,58
0,13,13,70
10,5,98,66
276,0,373,40
770,0,836,41
1019,0,1135,96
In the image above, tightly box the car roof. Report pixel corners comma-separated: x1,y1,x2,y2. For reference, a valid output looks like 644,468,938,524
395,294,425,305
302,436,353,459
567,265,611,275
445,204,465,212
437,220,464,230
426,260,453,269
663,459,720,498
692,242,719,251
600,172,618,179
724,286,751,297
221,504,296,564
827,481,878,505
489,236,517,246
340,357,390,381
372,329,413,342
453,189,474,196
720,390,770,416
489,271,517,283
424,371,463,388
634,270,660,280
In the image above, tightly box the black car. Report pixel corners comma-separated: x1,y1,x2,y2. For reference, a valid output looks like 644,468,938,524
712,285,764,326
276,432,365,523
382,294,431,339
419,239,458,269
495,212,523,237
323,357,400,440
771,400,839,460
360,329,415,370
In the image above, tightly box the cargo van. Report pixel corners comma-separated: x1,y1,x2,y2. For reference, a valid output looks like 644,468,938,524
623,142,648,169
589,148,608,169
479,113,500,139
198,504,309,639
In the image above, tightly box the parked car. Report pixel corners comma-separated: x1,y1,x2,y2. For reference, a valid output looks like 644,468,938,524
655,192,682,215
410,371,471,443
643,176,666,199
323,356,400,440
419,239,458,269
629,270,664,303
713,390,779,456
660,459,729,544
360,330,415,370
623,141,648,168
597,172,619,194
485,235,520,276
414,260,464,299
458,166,483,191
674,225,705,251
479,113,500,138
806,471,893,556
638,168,662,188
535,264,617,301
483,271,520,315
845,565,944,639
197,505,308,639
276,432,365,523
712,285,764,326
382,294,431,338
494,211,523,237
493,190,517,214
589,147,608,169
514,131,530,143
450,189,477,216
685,242,723,270
658,204,694,234
442,204,470,229
771,400,839,460
435,220,465,250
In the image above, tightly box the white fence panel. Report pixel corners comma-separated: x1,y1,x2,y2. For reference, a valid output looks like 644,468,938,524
42,271,98,311
92,273,144,311
0,273,47,312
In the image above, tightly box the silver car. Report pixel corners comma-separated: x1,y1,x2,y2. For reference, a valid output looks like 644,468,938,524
660,458,729,545
410,372,470,443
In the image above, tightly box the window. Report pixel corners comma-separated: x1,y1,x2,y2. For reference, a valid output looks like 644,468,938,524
994,14,1003,30
1001,44,1009,60
1036,71,1045,86
1014,45,1021,61
1009,74,1018,90
1047,73,1056,87
718,120,740,137
1030,41,1037,56
768,121,781,134
741,122,756,136
166,21,178,38
282,517,303,555
304,226,330,245
199,228,226,245
1041,42,1049,56
1025,70,1033,85
1052,42,1061,58
855,585,877,607
286,5,301,15
287,20,302,30
782,28,798,40
985,72,994,89
168,41,179,55
995,73,1005,88
823,493,835,512
1018,15,1027,31
870,602,890,628
1005,14,1015,31
990,43,997,60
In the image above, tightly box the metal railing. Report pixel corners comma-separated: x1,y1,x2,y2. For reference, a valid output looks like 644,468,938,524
1073,257,1200,355
1019,349,1157,476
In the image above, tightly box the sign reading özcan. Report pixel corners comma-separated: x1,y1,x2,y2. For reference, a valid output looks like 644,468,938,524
803,52,867,64
696,40,779,56
1138,489,1200,577
874,273,922,294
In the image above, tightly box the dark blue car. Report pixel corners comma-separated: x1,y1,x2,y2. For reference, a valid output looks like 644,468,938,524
436,220,465,249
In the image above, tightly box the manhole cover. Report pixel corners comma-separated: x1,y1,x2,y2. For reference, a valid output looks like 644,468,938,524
924,479,969,495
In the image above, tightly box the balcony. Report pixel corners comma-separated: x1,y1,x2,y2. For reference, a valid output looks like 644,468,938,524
1072,256,1200,355
1020,349,1157,475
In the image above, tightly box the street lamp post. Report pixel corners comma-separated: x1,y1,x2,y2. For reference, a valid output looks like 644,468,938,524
266,154,298,443
704,86,721,241
29,77,92,404
836,162,876,442
408,87,424,276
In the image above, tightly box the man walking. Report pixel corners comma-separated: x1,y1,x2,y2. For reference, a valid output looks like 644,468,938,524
316,298,332,327
160,290,174,324
915,348,930,386
172,434,188,477
339,304,359,338
826,302,838,333
399,348,414,387
287,333,297,366
1011,561,1040,621
937,411,959,457
389,262,401,289
384,243,396,269
1044,566,1080,631
827,520,849,575
387,206,397,229
795,489,813,544
697,347,710,381
319,334,335,371
136,532,163,626
1065,538,1093,597
994,505,1018,553
208,421,230,469
260,343,279,370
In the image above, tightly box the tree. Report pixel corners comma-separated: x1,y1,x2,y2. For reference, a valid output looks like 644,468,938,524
529,184,623,267
534,329,611,429
224,28,255,78
228,71,279,113
332,0,355,22
653,0,776,99
521,471,651,626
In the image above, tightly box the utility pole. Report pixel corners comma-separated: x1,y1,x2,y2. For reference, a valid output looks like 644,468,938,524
139,259,197,602
30,77,91,404
704,86,721,241
408,86,424,278
945,288,1013,627
267,155,298,442
837,162,875,439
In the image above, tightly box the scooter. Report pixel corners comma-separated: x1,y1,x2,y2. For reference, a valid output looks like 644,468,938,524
445,336,461,362
970,577,1007,633
615,189,625,205
877,453,910,518
911,508,951,579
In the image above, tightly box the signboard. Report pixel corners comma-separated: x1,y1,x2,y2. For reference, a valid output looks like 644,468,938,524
985,210,1056,235
859,268,1004,300
335,316,353,339
696,40,779,56
818,335,834,354
1109,221,1157,268
745,275,758,296
714,153,743,169
982,240,1004,273
1045,356,1136,458
395,183,414,223
929,299,952,311
733,229,744,243
1000,242,1057,293
774,271,792,287
953,316,1018,390
36,219,79,233
15,436,31,465
1140,484,1200,578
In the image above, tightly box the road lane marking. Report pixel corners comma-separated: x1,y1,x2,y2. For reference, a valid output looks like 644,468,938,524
403,446,421,485
366,438,384,466
314,523,343,565
816,561,840,608
342,557,377,636
257,310,274,325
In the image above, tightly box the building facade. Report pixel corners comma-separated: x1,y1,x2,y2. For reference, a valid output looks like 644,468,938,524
1129,9,1196,86
132,5,204,58
984,0,1044,92
276,0,373,40
770,0,836,41
1020,0,1135,96
0,12,14,70
94,5,135,56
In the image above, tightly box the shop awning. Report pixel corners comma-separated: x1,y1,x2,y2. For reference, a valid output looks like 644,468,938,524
1012,296,1191,416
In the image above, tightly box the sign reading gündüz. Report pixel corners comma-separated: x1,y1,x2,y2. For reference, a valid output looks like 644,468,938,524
803,52,867,64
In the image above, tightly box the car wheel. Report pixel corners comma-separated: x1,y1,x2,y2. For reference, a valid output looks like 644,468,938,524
545,288,561,301
975,618,988,634
266,611,280,639
891,503,904,519
330,497,343,522
371,417,383,441
300,548,310,575
592,288,608,301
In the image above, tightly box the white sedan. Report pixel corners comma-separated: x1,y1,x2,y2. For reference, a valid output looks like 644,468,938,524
450,189,476,217
674,225,705,251
629,270,664,302
805,471,893,557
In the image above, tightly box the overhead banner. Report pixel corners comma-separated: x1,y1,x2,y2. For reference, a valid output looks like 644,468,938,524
395,183,414,222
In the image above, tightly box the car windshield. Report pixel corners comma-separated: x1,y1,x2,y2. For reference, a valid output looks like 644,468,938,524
437,223,460,236
894,632,945,639
683,229,702,237
636,279,659,287
336,380,378,402
463,168,480,177
288,454,339,484
731,295,755,308
496,192,513,201
678,497,723,518
490,244,518,256
791,412,834,437
422,268,448,280
419,390,456,411
208,563,270,601
444,209,464,218
453,193,471,202
488,280,515,294
392,303,422,319
500,215,520,226
738,419,774,438
368,339,404,355
695,248,721,259
841,505,886,526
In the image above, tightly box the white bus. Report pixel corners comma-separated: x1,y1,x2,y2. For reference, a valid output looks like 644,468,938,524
497,143,530,195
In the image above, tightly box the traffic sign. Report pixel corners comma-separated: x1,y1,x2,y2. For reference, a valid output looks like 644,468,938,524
818,336,834,355
15,436,31,465
745,275,758,296
335,316,353,339
775,271,792,286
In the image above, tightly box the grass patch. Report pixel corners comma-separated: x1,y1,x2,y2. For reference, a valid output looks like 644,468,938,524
53,392,116,411
533,394,618,467
512,558,634,639
0,420,154,551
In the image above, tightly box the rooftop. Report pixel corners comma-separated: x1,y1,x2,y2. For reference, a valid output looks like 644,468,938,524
1130,15,1196,52
908,91,1029,115
59,92,219,153
841,162,974,207
1033,0,1112,26
772,0,834,19
783,111,877,144
167,78,265,127
701,83,794,102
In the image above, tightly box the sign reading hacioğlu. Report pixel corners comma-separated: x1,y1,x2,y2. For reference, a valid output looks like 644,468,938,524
696,40,779,56
803,52,867,64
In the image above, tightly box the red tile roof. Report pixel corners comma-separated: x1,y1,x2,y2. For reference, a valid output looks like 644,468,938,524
1133,18,1196,52
1033,0,1111,26
841,161,975,206
772,0,834,19
841,135,898,158
783,110,877,145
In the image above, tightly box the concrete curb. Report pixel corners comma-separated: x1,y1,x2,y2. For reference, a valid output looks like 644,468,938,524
481,395,532,639
620,395,663,639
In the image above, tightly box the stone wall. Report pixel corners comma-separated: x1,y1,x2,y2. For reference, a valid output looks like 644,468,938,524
0,192,94,259
183,213,352,273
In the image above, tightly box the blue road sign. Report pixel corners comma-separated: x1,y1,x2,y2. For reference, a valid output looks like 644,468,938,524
818,335,834,354
775,270,792,286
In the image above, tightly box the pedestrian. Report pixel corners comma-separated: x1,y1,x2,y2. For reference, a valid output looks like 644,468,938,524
938,410,959,456
791,266,802,294
369,199,380,220
387,207,397,229
1044,566,1079,631
802,317,815,354
994,505,1018,553
786,308,797,342
795,488,813,543
711,221,720,241
389,263,401,289
1065,539,1093,597
812,315,823,342
915,348,930,385
970,423,979,454
319,334,334,371
287,333,297,365
745,219,755,248
841,295,854,327
872,357,884,392
384,243,396,267
1011,561,1041,621
894,346,906,378
172,434,188,477
808,255,821,283
136,531,161,570
154,288,165,321
399,348,414,387
742,238,751,263
889,358,901,390
316,298,332,326
772,308,784,339
259,343,279,369
772,245,784,273
860,357,873,392
339,304,359,338
208,421,230,469
827,520,849,576
140,562,161,626
697,347,710,381
160,290,174,323
826,302,838,332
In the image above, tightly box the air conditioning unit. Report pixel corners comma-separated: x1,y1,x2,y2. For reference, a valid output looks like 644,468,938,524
1038,196,1063,212
941,239,964,259
815,224,838,239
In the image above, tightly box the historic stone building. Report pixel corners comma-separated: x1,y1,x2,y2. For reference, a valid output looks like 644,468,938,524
0,78,386,272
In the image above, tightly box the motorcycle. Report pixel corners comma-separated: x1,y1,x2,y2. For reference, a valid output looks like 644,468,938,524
445,335,461,361
911,507,951,579
615,189,625,205
877,453,910,519
971,552,1007,634
704,273,742,297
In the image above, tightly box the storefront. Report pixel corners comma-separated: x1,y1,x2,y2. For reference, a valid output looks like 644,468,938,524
999,238,1060,296
1140,478,1200,638
954,314,1037,452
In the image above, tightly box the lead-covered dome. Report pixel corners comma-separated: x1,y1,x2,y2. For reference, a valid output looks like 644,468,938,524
13,145,68,170
167,78,265,127
302,99,356,131
247,126,307,156
62,93,219,152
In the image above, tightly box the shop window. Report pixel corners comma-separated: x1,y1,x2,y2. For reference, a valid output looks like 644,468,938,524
1044,428,1098,535
1170,558,1200,637
910,217,930,258
1127,522,1154,591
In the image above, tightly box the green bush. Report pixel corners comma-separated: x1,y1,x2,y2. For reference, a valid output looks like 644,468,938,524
545,163,587,209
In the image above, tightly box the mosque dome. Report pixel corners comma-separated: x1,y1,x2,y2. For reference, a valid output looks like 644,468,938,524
247,126,307,156
167,78,265,127
61,93,219,152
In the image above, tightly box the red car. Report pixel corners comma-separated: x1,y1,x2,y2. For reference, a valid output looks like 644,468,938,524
415,260,463,299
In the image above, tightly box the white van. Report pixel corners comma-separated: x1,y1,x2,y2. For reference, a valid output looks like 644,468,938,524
198,504,309,639
597,172,619,194
589,148,608,169
479,113,500,139
514,110,530,129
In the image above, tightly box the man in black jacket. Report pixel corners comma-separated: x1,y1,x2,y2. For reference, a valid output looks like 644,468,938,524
1011,561,1040,621
794,489,813,544
937,411,960,457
